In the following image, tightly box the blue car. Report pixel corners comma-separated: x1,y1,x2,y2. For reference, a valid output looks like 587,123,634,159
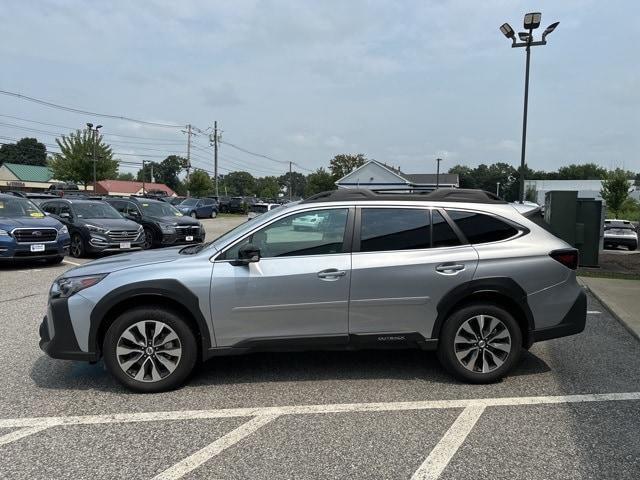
0,193,70,263
177,197,218,219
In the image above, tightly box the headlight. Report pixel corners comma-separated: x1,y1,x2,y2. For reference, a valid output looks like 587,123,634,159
59,226,69,235
159,223,176,233
0,229,8,236
50,274,107,299
85,223,107,233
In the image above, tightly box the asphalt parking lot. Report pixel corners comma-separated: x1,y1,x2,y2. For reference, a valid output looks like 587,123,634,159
0,216,639,479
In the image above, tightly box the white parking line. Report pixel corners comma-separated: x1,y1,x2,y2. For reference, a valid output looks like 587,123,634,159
587,310,601,314
153,415,278,480
411,405,485,480
0,425,51,446
62,259,82,266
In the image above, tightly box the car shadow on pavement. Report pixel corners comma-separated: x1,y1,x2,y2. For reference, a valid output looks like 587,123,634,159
30,348,550,393
0,259,65,271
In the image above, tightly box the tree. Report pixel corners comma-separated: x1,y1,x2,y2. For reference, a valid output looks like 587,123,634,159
136,156,187,190
329,153,367,180
0,137,47,166
448,165,477,189
224,171,256,196
255,176,280,199
278,171,306,198
305,168,335,197
185,170,213,197
556,163,607,180
49,130,117,189
116,172,135,181
601,169,631,217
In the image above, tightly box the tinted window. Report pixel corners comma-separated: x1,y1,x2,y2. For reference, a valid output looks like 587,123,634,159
360,208,430,252
224,208,349,259
432,211,461,248
108,200,125,212
72,202,122,219
41,202,58,215
448,210,519,244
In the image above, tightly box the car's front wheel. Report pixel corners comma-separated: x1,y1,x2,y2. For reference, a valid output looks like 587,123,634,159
210,209,217,219
190,211,197,218
103,307,197,393
142,228,154,250
70,233,84,258
437,303,522,384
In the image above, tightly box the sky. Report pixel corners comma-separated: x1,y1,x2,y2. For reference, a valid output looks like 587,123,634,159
0,0,638,177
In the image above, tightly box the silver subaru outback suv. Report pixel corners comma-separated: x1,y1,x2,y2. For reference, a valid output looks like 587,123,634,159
40,189,586,392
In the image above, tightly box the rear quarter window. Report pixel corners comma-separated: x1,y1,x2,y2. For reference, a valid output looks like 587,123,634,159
447,210,519,244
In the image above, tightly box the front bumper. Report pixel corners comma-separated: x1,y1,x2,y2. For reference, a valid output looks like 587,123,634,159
0,238,70,261
86,232,145,253
530,289,587,343
39,297,98,361
160,229,205,245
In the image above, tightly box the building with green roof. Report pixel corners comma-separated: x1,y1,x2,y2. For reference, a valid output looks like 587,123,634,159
0,162,56,191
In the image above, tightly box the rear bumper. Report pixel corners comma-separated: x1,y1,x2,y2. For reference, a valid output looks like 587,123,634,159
603,237,637,248
530,289,587,343
39,297,97,362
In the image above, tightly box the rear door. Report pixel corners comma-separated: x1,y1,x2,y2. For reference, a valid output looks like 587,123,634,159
349,206,478,340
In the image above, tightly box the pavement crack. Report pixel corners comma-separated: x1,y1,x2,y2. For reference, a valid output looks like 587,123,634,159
0,293,45,304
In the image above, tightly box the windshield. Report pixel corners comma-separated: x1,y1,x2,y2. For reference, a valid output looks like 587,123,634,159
139,201,183,217
0,197,44,218
180,199,199,207
73,202,123,219
605,222,634,231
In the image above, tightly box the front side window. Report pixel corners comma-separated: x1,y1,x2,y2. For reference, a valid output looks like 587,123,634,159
41,202,59,215
447,210,519,244
222,208,349,259
360,208,430,252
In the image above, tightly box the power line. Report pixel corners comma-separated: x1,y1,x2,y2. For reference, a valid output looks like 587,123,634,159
220,139,313,172
0,89,185,128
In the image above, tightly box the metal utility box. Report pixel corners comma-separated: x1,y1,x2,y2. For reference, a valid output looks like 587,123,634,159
544,191,602,267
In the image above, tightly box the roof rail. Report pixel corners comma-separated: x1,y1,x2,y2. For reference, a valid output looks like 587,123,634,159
4,191,27,198
301,188,507,204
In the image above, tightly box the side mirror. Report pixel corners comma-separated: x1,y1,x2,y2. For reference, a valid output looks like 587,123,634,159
231,244,261,266
59,212,71,219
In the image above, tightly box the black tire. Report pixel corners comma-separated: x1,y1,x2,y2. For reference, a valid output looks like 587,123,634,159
629,243,637,251
190,211,197,218
437,303,522,384
142,227,155,250
45,256,64,265
70,233,85,258
210,209,217,219
103,306,198,393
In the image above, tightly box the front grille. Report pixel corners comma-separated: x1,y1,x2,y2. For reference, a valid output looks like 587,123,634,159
12,228,58,243
108,230,139,242
175,225,200,240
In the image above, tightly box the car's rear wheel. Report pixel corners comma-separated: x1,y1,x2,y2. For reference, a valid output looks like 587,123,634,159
437,303,522,384
190,211,197,218
103,307,197,393
70,233,84,258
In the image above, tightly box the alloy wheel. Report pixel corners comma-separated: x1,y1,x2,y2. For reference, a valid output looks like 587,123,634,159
115,320,182,382
453,315,512,374
143,229,153,249
71,235,83,257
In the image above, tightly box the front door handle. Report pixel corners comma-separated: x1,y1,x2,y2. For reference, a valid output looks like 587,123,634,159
317,268,346,280
435,263,465,274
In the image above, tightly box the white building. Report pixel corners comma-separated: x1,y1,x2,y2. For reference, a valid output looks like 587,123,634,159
335,160,459,191
524,179,639,205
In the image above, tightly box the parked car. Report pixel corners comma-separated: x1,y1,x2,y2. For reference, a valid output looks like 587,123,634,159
226,196,245,214
40,188,586,392
0,193,70,263
603,219,638,251
292,212,325,231
177,198,218,219
169,196,186,206
216,196,231,213
40,199,144,258
104,196,205,250
247,202,281,220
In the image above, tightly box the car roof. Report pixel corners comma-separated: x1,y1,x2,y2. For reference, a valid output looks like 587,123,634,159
302,188,507,205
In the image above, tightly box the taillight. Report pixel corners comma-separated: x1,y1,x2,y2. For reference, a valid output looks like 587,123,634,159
549,249,579,270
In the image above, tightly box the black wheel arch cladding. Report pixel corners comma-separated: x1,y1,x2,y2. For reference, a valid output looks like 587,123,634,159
89,279,213,356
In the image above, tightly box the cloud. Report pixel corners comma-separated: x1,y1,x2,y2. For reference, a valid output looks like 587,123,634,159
202,83,242,108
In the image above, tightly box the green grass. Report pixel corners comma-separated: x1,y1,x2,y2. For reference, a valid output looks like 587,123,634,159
217,213,246,218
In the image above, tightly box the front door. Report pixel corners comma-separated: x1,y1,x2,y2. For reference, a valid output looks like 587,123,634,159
210,207,353,347
349,207,478,340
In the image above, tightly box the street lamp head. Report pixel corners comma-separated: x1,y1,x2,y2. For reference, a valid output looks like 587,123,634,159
86,122,93,129
542,21,560,41
499,23,515,39
518,32,530,41
523,12,541,30
96,125,103,130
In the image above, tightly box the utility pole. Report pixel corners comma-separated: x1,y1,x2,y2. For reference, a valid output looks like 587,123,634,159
185,123,192,197
435,158,442,189
86,123,102,192
150,163,155,183
496,182,501,197
142,160,146,195
289,161,293,200
210,121,220,197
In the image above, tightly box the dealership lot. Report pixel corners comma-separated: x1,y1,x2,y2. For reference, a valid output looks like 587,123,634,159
0,216,639,479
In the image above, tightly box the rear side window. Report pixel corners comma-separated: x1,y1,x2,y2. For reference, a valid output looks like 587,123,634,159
447,210,519,244
360,208,430,252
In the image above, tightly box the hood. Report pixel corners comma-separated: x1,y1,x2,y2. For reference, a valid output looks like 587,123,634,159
0,215,63,230
148,215,199,226
79,217,141,230
62,245,186,277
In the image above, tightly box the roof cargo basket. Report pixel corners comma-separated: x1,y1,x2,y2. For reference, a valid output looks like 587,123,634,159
302,188,507,204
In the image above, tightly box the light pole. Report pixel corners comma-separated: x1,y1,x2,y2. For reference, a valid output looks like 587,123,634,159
500,13,559,203
86,123,103,192
496,182,501,197
435,157,442,190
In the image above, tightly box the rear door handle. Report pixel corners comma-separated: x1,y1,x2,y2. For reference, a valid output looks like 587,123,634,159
435,263,465,274
317,268,346,280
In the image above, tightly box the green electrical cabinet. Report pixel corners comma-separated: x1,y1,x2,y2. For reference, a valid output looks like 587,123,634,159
544,191,602,267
